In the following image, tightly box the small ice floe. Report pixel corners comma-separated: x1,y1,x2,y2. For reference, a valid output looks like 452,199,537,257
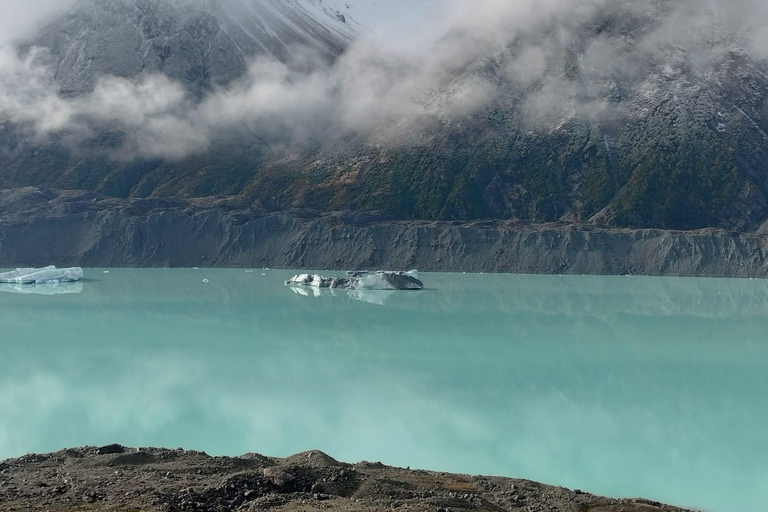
286,270,423,291
0,266,83,284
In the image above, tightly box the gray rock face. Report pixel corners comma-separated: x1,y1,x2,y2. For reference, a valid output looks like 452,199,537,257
1,188,767,277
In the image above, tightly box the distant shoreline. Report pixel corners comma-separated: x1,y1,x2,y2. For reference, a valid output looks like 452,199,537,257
2,187,767,278
0,446,694,512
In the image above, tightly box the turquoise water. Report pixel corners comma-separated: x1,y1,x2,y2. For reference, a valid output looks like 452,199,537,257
2,269,768,511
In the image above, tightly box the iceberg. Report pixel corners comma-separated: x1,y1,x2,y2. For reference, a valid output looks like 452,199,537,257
285,273,353,289
346,270,422,290
286,270,423,291
0,266,84,284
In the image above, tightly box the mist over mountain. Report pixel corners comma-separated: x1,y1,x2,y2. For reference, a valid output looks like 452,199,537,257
1,0,768,232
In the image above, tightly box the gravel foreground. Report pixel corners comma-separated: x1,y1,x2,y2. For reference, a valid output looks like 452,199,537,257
0,446,695,512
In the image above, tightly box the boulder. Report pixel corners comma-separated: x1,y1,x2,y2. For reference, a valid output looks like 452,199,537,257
262,467,295,491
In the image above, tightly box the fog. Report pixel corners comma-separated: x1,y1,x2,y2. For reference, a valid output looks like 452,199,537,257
0,0,766,160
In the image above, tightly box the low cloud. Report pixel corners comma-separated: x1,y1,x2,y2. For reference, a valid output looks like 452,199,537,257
0,0,766,160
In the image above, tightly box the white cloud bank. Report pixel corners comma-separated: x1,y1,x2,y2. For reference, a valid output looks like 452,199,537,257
0,0,767,160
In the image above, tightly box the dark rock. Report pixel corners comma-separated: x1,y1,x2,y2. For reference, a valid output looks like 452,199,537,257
383,272,424,290
82,491,101,502
109,452,157,466
97,444,125,455
262,467,295,491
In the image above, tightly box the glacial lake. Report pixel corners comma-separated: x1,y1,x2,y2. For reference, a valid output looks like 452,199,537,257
2,269,768,512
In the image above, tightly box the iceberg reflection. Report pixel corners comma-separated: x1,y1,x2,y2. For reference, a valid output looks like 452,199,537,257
288,282,421,306
0,281,83,295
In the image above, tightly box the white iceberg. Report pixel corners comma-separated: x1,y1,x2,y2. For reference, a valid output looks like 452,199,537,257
0,266,84,284
286,270,423,291
348,270,422,290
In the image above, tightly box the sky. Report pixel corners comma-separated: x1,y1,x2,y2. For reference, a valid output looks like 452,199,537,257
0,0,76,44
303,0,453,51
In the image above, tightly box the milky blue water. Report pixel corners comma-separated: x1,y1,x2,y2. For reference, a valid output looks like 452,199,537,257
2,269,768,512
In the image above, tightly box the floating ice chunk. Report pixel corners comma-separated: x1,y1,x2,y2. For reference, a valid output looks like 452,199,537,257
0,266,83,284
286,274,312,286
287,270,423,291
348,271,423,290
351,272,396,290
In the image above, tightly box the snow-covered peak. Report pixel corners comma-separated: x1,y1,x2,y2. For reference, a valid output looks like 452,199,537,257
18,0,450,97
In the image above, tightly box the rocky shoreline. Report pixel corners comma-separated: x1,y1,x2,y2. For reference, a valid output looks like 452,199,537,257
0,446,693,512
1,187,767,277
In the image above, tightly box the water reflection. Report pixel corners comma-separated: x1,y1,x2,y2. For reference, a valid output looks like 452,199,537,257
288,284,422,306
1,270,767,512
0,281,83,295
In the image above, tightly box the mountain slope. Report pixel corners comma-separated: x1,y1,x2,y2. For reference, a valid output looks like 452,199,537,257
26,0,355,97
232,3,768,231
2,0,768,233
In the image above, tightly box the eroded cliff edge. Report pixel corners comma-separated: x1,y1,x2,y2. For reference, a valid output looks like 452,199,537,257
1,188,767,277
